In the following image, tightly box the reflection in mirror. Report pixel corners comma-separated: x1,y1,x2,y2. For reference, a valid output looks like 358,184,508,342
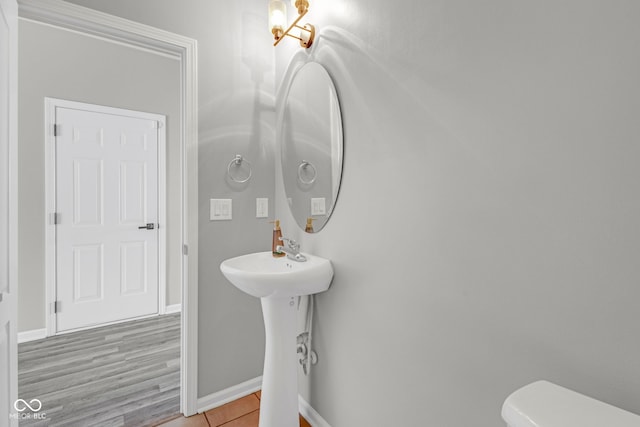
281,62,343,233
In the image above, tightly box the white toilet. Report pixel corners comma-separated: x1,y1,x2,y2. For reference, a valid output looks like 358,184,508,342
502,380,640,427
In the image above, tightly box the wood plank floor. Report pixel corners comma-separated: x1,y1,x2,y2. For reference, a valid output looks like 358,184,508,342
18,314,181,427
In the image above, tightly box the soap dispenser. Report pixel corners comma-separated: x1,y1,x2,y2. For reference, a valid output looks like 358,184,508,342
305,217,315,233
271,220,285,257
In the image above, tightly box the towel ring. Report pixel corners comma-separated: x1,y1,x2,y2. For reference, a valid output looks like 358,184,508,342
227,155,252,183
298,160,317,185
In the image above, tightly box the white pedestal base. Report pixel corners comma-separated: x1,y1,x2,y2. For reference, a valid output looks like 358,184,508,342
259,296,299,427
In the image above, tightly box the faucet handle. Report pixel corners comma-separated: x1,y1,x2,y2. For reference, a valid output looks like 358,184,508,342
279,237,300,251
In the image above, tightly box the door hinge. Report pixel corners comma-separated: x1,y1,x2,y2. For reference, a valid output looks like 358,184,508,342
53,124,60,136
183,244,189,256
49,212,59,225
53,301,62,314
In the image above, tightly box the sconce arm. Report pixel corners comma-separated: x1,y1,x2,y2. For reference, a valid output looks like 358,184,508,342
273,9,314,48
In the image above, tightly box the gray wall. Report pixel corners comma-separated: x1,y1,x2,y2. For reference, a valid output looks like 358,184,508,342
62,0,276,396
274,1,640,425
18,19,182,332
57,1,640,425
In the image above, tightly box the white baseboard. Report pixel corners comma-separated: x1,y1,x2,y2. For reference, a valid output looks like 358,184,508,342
165,303,182,314
299,395,332,427
197,376,262,413
18,328,48,344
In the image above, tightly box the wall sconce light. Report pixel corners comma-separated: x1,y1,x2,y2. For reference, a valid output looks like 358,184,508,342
269,0,315,48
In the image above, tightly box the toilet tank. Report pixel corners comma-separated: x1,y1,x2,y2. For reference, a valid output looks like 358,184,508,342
502,380,640,427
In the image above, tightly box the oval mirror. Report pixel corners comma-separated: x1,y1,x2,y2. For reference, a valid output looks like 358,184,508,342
280,62,343,233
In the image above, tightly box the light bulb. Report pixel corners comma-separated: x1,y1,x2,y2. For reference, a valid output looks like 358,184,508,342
269,0,287,38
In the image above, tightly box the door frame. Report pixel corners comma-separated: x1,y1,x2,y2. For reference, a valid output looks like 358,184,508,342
44,98,167,335
1,0,18,423
19,0,199,416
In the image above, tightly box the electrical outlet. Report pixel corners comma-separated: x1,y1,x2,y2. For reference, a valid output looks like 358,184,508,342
256,198,268,218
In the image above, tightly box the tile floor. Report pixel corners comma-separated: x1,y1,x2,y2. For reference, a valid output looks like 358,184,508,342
155,391,312,427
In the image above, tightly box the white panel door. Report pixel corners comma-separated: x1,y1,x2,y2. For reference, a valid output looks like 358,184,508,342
55,106,160,332
0,0,18,424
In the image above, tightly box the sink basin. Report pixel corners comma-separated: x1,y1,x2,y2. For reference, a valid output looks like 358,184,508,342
220,251,333,427
220,251,333,298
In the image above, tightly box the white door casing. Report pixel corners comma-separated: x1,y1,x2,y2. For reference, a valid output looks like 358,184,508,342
47,100,165,333
0,0,18,424
20,0,199,415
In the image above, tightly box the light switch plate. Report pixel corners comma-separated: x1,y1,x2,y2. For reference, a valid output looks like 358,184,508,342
256,198,268,218
210,199,232,220
311,197,326,216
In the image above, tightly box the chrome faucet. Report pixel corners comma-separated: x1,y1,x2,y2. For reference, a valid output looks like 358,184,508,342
277,237,307,262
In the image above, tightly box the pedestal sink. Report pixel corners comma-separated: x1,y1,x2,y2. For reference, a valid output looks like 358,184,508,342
220,251,333,427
